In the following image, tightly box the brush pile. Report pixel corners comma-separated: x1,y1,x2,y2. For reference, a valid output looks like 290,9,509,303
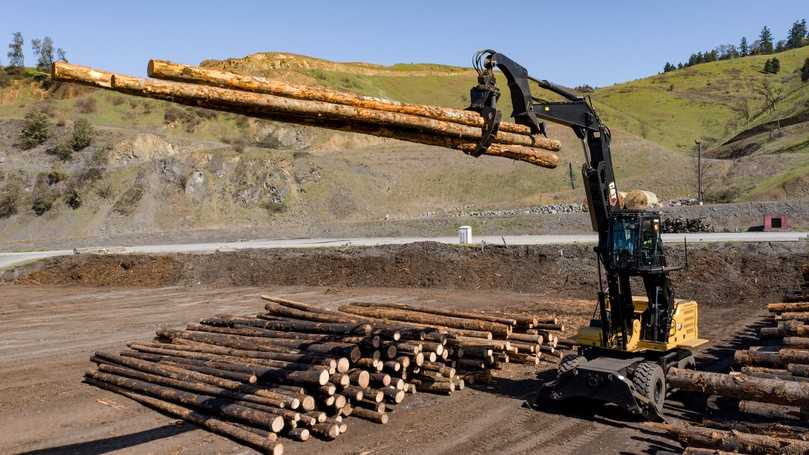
51,61,561,168
84,295,565,454
656,300,809,454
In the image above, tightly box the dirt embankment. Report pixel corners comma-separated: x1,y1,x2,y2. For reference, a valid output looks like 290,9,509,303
11,241,807,307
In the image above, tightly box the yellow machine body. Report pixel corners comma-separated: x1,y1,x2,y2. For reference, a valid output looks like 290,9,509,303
574,297,708,352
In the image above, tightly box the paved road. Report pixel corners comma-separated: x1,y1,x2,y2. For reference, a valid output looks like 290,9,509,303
1,232,807,270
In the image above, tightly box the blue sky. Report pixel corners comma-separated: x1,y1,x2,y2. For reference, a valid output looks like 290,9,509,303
3,1,807,87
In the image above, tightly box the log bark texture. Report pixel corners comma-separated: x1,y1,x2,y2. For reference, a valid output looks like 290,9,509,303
344,301,518,326
86,370,285,431
86,377,284,455
52,63,560,168
339,305,511,337
661,422,809,455
148,59,534,135
768,303,809,313
667,368,809,407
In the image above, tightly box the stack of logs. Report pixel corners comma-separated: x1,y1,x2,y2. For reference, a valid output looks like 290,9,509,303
654,301,809,454
51,60,561,169
85,295,565,454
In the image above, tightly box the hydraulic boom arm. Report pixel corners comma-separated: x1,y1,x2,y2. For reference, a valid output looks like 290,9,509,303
467,49,675,350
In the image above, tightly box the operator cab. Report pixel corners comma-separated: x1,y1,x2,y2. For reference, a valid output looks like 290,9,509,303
607,211,666,274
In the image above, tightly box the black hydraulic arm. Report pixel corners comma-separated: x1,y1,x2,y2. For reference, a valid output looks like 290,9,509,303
466,50,648,348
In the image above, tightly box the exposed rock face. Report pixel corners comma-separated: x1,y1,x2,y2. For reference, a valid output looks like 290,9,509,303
184,169,208,201
111,134,176,163
256,122,312,150
230,158,290,209
155,158,190,188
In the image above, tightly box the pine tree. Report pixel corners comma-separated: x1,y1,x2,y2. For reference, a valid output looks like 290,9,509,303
801,58,809,82
739,36,749,56
32,37,54,71
7,32,24,68
759,26,774,54
787,19,808,49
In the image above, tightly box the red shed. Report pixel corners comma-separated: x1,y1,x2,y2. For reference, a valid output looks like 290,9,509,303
763,214,791,232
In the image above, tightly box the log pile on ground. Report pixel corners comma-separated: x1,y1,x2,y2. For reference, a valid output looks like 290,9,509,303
659,300,809,454
51,61,561,169
84,295,564,454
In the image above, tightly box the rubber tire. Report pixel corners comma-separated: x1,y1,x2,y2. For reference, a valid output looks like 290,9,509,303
557,354,586,378
632,361,666,417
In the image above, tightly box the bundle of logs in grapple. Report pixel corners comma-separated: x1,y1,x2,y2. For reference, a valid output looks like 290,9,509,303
84,296,565,454
50,60,561,168
650,300,809,454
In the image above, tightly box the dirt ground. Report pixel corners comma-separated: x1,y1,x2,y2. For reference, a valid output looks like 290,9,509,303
0,283,771,455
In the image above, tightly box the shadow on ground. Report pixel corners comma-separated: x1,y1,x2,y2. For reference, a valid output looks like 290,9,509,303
18,423,196,455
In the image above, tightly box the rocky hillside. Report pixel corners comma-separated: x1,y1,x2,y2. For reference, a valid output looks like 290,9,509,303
0,49,807,247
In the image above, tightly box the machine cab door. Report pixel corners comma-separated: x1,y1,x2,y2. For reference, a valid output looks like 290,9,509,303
608,212,665,273
638,216,665,270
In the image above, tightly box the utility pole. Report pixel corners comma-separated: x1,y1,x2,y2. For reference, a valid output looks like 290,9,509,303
568,162,575,190
695,140,703,205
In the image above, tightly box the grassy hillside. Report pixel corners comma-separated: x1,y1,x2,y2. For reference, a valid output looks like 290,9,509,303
592,45,809,152
204,49,809,150
0,48,807,246
202,50,809,202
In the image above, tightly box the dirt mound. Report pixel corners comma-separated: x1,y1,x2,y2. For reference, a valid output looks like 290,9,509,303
11,241,807,307
18,255,184,287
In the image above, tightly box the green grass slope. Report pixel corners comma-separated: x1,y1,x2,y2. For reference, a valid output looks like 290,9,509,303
1,48,807,246
592,46,809,152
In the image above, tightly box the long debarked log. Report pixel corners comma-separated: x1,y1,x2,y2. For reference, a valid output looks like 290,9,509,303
735,348,809,367
206,315,369,335
658,422,809,454
85,378,284,455
97,363,289,409
122,350,330,386
139,339,346,371
767,302,809,313
760,322,809,338
737,400,809,421
128,342,330,372
148,59,535,136
343,301,518,326
666,368,809,407
85,370,285,432
91,351,294,404
338,305,511,337
783,337,809,349
52,63,560,168
157,328,361,362
263,300,356,324
776,313,809,322
740,366,809,383
189,322,350,342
